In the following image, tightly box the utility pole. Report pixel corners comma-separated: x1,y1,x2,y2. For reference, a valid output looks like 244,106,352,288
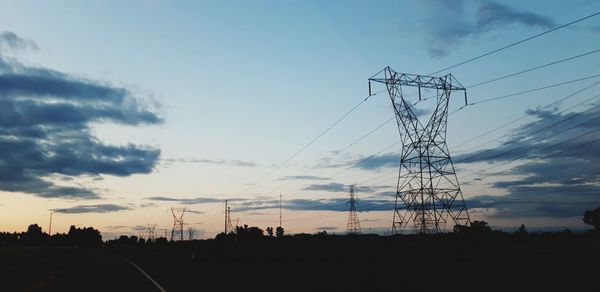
346,185,361,234
279,194,282,228
369,67,470,234
48,209,66,235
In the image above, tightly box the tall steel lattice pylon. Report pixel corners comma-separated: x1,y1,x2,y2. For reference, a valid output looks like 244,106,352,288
224,199,235,234
369,66,471,234
346,184,361,234
170,207,187,241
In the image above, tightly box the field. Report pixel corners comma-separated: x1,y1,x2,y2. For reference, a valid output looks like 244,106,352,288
3,233,597,291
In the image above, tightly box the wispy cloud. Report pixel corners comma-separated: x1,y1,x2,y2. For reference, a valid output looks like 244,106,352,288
146,196,246,204
53,204,131,214
162,157,257,167
278,175,331,181
0,31,38,52
233,197,394,212
423,0,555,57
302,182,378,193
316,226,338,231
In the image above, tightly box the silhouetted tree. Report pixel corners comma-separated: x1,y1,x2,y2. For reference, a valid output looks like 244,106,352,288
68,225,102,247
471,221,492,233
21,224,46,244
235,225,264,240
266,227,274,237
276,226,284,237
583,207,600,231
516,224,528,236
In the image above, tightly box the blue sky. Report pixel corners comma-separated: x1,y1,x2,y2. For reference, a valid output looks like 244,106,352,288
0,0,599,238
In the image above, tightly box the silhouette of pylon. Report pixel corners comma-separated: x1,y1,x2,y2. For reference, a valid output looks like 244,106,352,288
346,184,361,234
170,207,187,241
369,67,471,234
226,206,234,233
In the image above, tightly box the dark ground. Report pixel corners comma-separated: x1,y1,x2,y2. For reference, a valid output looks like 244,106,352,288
2,234,599,292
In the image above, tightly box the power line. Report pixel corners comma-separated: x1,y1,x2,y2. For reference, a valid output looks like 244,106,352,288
467,48,600,88
471,73,600,105
459,126,600,182
454,89,600,157
240,89,386,194
265,83,600,215
429,11,600,75
267,116,395,194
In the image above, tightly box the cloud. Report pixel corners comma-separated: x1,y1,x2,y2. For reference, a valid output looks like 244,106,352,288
146,196,246,204
353,153,399,170
233,197,394,212
302,182,378,193
53,204,131,214
279,175,331,181
163,157,257,167
423,0,554,57
457,103,600,220
0,32,162,199
0,31,39,52
316,226,338,231
467,184,600,218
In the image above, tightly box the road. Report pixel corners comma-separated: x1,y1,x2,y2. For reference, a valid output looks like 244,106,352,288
1,248,164,292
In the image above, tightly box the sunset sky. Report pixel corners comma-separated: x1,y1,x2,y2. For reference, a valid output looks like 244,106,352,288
1,0,599,239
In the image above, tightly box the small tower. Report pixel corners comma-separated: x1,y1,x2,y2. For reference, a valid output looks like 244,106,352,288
346,184,361,234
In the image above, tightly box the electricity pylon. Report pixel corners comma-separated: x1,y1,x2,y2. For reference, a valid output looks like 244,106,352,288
369,66,470,234
146,224,156,243
224,200,235,234
170,207,187,241
346,184,361,234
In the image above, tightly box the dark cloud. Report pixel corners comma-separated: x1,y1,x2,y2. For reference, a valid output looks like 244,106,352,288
458,103,600,220
476,0,554,30
467,184,600,218
0,31,39,51
146,196,246,204
0,32,162,199
353,153,399,170
424,0,554,57
163,157,257,167
53,204,131,214
302,182,378,193
279,175,331,181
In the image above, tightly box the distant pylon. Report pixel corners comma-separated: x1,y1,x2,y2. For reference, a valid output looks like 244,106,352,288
188,227,195,240
369,67,470,234
346,185,361,234
146,224,156,242
170,207,187,241
226,206,235,233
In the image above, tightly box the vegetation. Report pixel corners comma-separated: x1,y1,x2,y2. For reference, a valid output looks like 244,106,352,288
0,224,102,247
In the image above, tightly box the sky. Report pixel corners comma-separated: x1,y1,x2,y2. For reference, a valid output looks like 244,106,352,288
0,0,599,239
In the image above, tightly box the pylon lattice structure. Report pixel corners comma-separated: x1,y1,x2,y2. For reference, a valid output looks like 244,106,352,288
170,207,187,241
146,224,156,243
226,206,235,233
346,184,361,234
369,66,471,234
